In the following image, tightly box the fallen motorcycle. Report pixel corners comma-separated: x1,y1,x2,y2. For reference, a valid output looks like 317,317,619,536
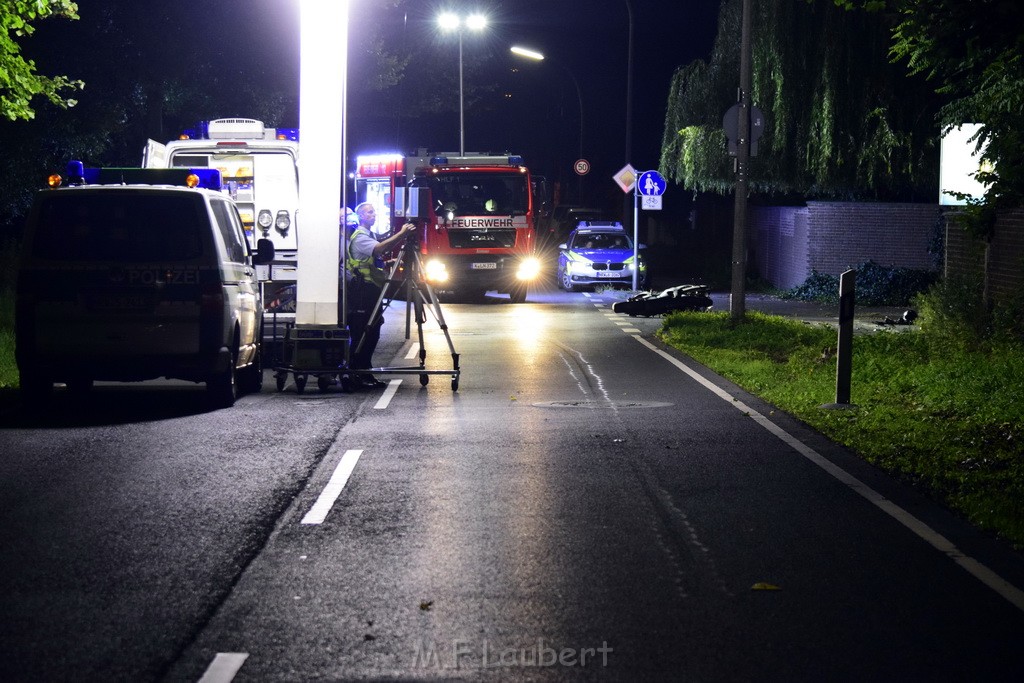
612,284,714,317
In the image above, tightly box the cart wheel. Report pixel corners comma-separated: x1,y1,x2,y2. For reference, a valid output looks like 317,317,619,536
340,374,355,393
419,373,429,386
318,375,333,392
451,375,459,391
275,372,287,392
295,374,307,393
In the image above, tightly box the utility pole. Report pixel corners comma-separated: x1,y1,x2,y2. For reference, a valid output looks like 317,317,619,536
623,0,634,229
730,0,753,323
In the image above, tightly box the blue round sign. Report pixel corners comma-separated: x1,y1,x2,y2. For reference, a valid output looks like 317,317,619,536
637,170,666,196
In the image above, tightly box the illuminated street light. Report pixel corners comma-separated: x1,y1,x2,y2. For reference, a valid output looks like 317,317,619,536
437,12,488,156
510,45,585,202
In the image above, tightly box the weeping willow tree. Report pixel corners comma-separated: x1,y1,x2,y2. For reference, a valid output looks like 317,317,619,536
660,0,940,200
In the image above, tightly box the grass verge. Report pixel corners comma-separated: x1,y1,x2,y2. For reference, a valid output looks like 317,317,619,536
0,238,16,389
658,310,1024,549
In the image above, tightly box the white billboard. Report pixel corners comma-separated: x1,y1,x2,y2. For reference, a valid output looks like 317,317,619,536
939,123,989,206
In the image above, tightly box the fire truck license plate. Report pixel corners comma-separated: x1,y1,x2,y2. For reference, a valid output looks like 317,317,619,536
471,262,497,270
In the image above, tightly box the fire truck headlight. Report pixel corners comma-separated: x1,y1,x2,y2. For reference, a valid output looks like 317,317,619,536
257,210,274,230
424,259,449,283
275,210,291,234
516,256,542,281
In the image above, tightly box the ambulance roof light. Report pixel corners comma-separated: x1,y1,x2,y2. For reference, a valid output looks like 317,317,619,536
66,160,86,185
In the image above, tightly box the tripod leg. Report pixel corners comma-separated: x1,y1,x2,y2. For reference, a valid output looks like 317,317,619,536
409,252,459,360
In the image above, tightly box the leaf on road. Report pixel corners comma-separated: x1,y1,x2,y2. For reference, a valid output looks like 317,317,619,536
419,600,434,611
751,582,782,591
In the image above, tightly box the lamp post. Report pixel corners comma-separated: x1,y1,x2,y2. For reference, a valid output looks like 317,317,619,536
510,46,584,202
297,0,348,327
438,12,487,156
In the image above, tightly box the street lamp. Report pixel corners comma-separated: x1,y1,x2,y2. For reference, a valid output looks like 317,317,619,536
510,45,584,202
297,0,348,326
438,12,488,156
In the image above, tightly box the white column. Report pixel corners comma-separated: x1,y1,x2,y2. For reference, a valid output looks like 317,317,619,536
296,0,348,326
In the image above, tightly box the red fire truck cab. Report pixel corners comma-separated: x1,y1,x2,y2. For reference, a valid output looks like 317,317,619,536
355,153,542,303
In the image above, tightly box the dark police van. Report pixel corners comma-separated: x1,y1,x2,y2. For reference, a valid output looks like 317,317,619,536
15,162,274,408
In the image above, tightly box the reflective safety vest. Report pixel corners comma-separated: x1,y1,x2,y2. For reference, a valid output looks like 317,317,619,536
346,227,386,287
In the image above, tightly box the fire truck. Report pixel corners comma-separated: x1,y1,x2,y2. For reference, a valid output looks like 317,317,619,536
355,153,543,303
142,118,300,325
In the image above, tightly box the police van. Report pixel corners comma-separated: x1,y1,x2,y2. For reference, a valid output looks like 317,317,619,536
15,162,275,408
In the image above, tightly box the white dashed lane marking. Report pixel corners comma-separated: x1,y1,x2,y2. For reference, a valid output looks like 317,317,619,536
198,653,248,683
300,449,364,525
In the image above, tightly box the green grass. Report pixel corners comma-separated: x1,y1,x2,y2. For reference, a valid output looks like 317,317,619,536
658,311,1024,548
0,238,16,389
0,325,15,389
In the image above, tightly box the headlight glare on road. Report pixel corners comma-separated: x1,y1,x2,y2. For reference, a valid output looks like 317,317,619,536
516,256,542,281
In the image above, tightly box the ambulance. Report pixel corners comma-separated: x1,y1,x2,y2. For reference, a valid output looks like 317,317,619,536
143,118,299,331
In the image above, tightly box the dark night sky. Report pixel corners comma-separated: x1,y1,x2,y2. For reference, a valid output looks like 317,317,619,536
28,0,722,210
346,0,723,207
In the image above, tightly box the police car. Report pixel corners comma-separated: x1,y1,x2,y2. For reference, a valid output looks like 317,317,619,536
556,221,648,291
15,161,275,408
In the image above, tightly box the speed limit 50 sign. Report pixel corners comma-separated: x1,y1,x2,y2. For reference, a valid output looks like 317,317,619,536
574,159,590,176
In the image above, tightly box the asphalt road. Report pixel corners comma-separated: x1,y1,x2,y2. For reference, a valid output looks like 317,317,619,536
2,283,1023,682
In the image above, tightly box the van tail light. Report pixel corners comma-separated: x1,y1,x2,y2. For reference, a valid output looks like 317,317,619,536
200,283,224,314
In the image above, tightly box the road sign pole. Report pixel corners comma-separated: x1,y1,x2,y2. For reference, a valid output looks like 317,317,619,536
632,183,640,290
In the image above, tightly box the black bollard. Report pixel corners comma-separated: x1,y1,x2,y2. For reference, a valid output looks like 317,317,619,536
822,268,856,409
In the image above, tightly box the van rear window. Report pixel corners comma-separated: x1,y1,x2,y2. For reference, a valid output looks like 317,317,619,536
33,193,206,262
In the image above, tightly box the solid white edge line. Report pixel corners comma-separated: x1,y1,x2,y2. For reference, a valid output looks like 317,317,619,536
374,379,402,409
198,653,249,683
632,334,1024,613
300,449,363,525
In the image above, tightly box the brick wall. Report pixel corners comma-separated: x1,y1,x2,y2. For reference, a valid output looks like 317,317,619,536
752,202,940,288
945,209,1024,303
753,206,809,289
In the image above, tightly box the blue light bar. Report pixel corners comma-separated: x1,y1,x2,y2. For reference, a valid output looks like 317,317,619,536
430,156,449,165
507,155,524,165
64,161,222,191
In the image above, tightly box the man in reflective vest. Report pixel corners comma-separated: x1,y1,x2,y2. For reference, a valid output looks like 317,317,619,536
345,202,417,388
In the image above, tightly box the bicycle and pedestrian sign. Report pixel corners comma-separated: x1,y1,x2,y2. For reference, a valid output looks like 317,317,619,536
636,170,666,210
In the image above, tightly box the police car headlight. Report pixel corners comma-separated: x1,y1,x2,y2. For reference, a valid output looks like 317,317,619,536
516,256,542,281
424,259,448,283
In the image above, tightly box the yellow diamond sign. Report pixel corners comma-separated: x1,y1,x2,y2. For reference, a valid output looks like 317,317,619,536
613,164,636,193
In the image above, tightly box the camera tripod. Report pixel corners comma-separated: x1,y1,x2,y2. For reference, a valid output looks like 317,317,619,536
348,230,461,391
